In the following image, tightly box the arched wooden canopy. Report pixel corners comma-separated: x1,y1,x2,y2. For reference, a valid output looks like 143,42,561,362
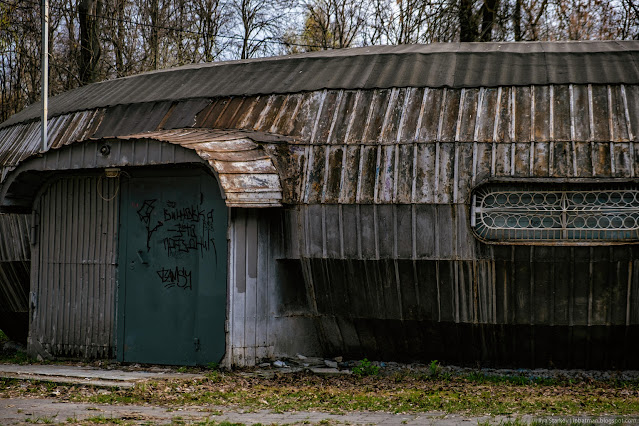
0,128,284,212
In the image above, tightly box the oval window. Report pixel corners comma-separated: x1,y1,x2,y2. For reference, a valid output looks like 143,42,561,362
471,184,639,243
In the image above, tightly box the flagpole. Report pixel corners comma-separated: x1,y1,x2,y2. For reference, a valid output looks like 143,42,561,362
41,0,48,152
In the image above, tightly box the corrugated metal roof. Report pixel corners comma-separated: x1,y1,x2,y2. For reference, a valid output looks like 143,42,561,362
3,41,639,128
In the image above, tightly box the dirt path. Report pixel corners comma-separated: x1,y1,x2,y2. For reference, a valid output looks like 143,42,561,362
1,397,490,425
4,398,639,425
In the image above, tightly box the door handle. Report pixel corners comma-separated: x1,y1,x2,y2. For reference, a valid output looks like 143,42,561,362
136,250,148,264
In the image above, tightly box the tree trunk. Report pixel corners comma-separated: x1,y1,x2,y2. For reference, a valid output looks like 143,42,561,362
459,0,477,41
114,0,125,76
513,0,521,40
480,0,498,41
79,0,102,85
150,0,159,69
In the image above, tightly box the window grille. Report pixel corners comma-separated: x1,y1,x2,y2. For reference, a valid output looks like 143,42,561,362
471,185,639,243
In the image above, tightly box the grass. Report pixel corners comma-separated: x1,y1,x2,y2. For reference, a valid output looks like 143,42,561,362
2,371,639,417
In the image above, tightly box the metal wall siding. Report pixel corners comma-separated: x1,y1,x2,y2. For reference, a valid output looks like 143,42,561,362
0,213,32,332
0,214,30,261
0,261,29,314
30,176,118,358
298,204,479,261
301,249,639,329
228,208,320,366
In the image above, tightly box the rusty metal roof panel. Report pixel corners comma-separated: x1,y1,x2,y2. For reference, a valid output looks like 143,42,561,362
4,41,639,128
112,129,282,207
91,102,173,138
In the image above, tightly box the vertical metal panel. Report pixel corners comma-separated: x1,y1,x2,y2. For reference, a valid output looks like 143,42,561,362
0,213,31,340
227,208,320,366
29,175,117,358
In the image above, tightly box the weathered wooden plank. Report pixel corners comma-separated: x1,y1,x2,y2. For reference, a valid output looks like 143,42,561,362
441,89,461,142
613,142,633,177
290,92,324,141
574,141,593,177
436,143,454,203
572,85,592,141
210,159,275,174
395,144,413,203
323,146,343,203
330,91,358,144
304,145,326,203
458,88,480,141
255,95,287,133
533,86,550,141
345,91,374,144
494,142,512,176
379,88,407,144
590,85,610,141
415,204,436,259
553,85,571,140
610,86,630,141
513,247,533,325
363,89,392,143
496,87,513,143
313,91,341,144
376,145,395,203
218,173,282,192
552,141,572,177
514,86,532,142
532,142,550,177
456,143,474,203
339,145,360,203
591,142,612,177
413,143,436,203
357,146,377,203
398,87,425,142
415,88,444,142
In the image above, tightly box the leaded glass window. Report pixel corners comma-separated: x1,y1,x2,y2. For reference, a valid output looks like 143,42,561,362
471,185,639,243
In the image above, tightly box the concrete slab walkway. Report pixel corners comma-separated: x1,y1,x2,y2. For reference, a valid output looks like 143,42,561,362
0,363,200,388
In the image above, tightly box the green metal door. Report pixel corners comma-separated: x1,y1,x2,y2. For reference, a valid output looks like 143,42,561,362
118,170,227,365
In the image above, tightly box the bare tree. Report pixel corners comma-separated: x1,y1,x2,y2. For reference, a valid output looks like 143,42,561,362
191,0,232,62
480,0,498,40
232,0,294,59
291,0,367,49
366,0,452,45
79,0,103,83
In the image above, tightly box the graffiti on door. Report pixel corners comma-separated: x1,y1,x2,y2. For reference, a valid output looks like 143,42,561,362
136,199,164,251
135,198,218,291
156,266,193,289
162,202,217,259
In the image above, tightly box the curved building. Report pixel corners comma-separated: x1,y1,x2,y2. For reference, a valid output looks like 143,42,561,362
1,41,639,368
